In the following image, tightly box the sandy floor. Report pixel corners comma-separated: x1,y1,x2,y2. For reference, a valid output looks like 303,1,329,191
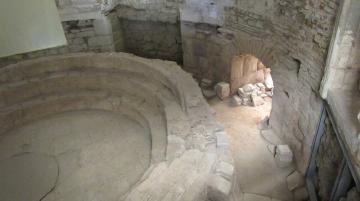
0,110,151,201
209,97,294,201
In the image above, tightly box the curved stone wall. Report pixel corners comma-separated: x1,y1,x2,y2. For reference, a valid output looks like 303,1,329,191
0,53,235,201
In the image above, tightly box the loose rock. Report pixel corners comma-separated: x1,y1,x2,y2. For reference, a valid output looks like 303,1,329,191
242,83,256,93
275,145,293,168
256,83,266,89
265,91,273,97
286,171,305,191
251,94,264,107
215,82,230,100
238,87,251,98
241,97,252,106
231,95,242,106
264,69,274,89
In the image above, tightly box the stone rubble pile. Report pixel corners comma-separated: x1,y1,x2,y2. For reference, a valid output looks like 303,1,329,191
233,82,273,107
214,81,273,107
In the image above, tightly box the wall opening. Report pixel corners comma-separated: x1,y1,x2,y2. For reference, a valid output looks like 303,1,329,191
230,54,274,111
231,54,267,94
206,54,295,200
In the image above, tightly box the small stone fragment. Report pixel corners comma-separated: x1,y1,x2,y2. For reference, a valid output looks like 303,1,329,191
256,90,263,96
251,94,264,107
203,89,216,98
256,82,266,89
200,78,213,88
242,83,256,93
275,145,293,168
241,97,252,106
286,171,305,191
265,91,273,97
215,82,230,100
231,95,243,106
238,87,251,98
264,69,274,89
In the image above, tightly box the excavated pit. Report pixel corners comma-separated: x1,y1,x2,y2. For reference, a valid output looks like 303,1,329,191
0,110,151,200
0,53,234,201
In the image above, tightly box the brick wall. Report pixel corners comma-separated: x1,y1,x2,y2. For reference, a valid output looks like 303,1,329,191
180,0,341,174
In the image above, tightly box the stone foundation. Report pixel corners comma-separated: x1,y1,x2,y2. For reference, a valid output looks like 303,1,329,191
0,53,235,201
120,19,183,63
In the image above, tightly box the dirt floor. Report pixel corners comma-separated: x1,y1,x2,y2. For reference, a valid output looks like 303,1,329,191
208,97,294,201
0,110,151,201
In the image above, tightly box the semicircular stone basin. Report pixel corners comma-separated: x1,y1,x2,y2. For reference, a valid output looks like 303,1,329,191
0,53,234,201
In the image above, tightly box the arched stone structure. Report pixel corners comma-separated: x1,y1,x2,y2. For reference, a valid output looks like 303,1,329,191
180,0,341,176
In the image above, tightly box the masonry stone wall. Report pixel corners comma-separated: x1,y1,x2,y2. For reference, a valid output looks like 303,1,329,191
115,3,183,63
120,19,182,63
0,1,184,66
116,1,181,23
181,0,340,174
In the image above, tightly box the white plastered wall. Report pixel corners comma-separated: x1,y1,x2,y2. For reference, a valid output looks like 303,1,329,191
0,0,67,57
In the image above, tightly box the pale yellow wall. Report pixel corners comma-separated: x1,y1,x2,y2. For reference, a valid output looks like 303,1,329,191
0,0,67,57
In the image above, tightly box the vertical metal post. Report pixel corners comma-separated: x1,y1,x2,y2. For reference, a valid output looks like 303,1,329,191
330,159,353,201
306,104,327,201
326,105,360,191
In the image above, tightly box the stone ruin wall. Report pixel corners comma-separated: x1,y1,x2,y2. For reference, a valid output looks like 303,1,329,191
0,0,347,177
0,0,183,66
0,53,235,201
115,0,183,63
115,0,181,23
181,0,340,174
